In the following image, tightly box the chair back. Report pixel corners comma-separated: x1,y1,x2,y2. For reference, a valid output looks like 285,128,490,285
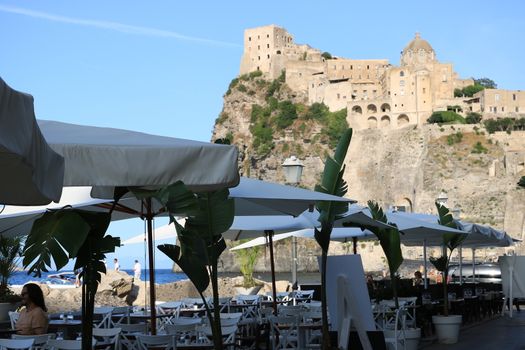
235,294,260,305
8,311,19,330
110,306,131,326
0,339,34,350
93,307,113,328
172,317,202,326
136,335,175,350
118,323,149,334
165,322,199,335
93,327,121,350
46,340,88,350
11,334,54,350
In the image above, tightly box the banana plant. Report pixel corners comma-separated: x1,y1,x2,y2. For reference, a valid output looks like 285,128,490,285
429,202,467,316
367,201,403,308
159,188,234,350
314,128,352,350
23,209,120,350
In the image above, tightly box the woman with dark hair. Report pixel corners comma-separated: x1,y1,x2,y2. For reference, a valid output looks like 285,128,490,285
16,283,49,335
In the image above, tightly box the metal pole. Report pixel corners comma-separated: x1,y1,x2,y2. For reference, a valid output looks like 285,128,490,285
423,239,428,289
353,236,358,255
291,236,298,286
459,246,463,285
472,248,476,284
266,230,278,314
145,198,157,335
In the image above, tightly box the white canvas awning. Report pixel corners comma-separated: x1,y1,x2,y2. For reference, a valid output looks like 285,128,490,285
0,79,64,205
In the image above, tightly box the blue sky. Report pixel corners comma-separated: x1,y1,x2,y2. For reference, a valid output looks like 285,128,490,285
2,1,524,269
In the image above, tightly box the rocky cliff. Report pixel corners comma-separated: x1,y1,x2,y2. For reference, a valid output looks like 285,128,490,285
211,74,525,273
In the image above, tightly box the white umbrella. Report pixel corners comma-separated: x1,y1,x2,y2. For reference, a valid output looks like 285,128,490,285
230,227,376,251
121,219,182,245
0,79,64,205
36,119,241,335
0,187,112,238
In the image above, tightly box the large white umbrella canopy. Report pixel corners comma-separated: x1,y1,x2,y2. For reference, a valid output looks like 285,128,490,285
0,78,64,205
230,227,376,250
38,120,240,195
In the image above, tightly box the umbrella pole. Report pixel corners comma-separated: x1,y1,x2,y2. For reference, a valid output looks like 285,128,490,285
266,230,278,314
423,239,428,290
145,198,157,335
472,248,476,284
353,236,357,254
459,246,463,285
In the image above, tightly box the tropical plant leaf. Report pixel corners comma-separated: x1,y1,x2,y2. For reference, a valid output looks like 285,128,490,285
518,176,525,188
185,189,235,238
23,210,91,276
429,256,448,272
158,244,210,293
435,202,467,251
367,201,404,275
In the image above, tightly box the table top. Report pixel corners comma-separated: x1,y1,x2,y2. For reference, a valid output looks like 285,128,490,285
48,320,82,327
129,312,173,319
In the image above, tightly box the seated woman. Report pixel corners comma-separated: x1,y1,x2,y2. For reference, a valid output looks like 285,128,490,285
16,283,49,335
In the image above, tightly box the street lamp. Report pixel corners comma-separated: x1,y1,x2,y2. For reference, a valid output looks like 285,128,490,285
436,191,448,207
282,156,304,288
282,156,304,185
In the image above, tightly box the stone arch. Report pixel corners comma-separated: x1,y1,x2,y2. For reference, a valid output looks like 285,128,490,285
395,197,413,213
398,114,409,126
367,116,377,129
351,105,362,115
367,104,377,113
380,103,391,113
276,50,282,55
380,115,391,128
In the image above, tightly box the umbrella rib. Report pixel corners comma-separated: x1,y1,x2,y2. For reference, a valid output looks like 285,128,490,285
95,202,141,215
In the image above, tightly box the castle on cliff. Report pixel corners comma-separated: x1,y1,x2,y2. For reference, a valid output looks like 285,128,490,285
239,25,525,130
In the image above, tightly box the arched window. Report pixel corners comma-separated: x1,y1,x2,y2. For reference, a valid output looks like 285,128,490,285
367,117,377,129
400,71,405,77
397,114,409,126
351,105,363,115
367,104,377,113
380,115,390,128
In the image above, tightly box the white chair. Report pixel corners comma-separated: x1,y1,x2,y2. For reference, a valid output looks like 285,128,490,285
182,297,210,308
269,315,299,349
11,334,55,350
156,301,181,330
0,339,34,350
293,290,315,305
109,306,131,327
278,305,305,318
383,306,407,350
8,311,19,330
199,324,238,349
46,339,95,350
117,323,149,350
92,328,121,350
397,297,417,327
136,335,176,350
93,307,114,328
165,322,199,344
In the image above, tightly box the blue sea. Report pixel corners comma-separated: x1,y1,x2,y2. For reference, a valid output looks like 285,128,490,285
9,269,188,286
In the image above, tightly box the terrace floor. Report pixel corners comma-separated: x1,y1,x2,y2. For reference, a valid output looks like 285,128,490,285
423,308,525,349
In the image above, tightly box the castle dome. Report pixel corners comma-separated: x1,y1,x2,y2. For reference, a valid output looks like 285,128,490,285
401,32,435,66
403,32,434,53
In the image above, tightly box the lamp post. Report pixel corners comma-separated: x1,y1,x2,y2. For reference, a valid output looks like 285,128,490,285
282,156,304,287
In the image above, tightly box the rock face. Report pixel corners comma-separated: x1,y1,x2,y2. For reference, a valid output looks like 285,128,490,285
212,73,525,272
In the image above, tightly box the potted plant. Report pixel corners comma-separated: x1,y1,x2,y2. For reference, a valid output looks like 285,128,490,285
367,202,421,350
0,235,23,322
232,242,263,295
430,202,467,344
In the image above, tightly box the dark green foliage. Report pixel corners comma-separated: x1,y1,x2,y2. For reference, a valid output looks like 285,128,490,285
215,112,229,125
323,109,348,148
321,52,332,60
274,100,297,129
446,131,463,145
305,102,329,120
455,84,485,97
484,118,525,134
471,141,488,154
0,236,22,303
237,84,247,93
474,77,497,89
427,111,466,124
465,112,482,124
266,70,286,98
518,176,525,188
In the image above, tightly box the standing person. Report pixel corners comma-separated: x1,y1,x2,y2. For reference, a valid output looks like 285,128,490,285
16,283,49,335
133,259,141,280
114,258,120,272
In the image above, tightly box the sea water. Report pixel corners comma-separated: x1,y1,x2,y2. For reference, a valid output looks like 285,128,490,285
9,269,188,286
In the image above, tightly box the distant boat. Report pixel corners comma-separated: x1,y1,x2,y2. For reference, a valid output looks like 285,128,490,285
41,272,77,289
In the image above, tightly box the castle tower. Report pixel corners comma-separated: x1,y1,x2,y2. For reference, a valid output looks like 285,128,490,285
400,32,436,66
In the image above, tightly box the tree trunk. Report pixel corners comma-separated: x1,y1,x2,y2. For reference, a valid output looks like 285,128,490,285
82,264,97,350
443,268,449,316
320,250,331,350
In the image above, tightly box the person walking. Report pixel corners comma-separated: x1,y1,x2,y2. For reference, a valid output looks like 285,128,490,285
133,259,141,280
114,258,120,272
